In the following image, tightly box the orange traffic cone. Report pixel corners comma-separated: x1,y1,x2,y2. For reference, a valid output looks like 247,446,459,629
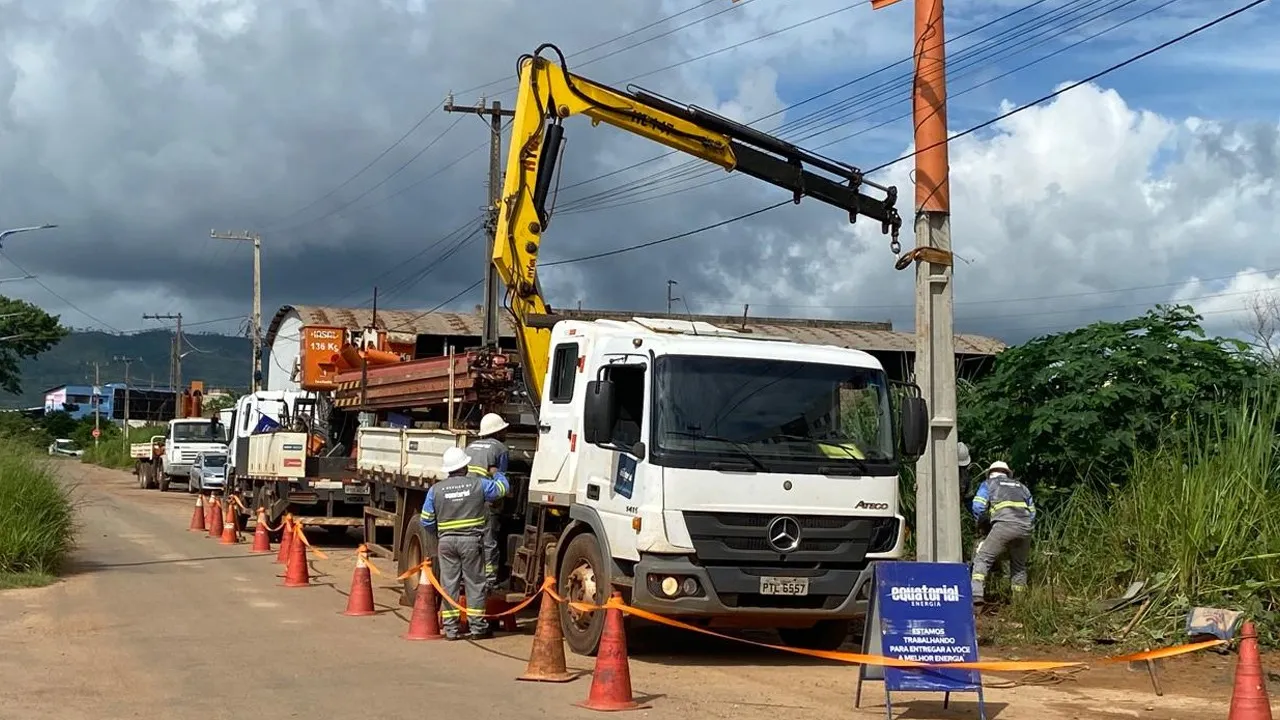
403,566,443,640
250,508,272,553
575,592,648,712
1229,621,1274,720
274,514,294,565
518,580,576,683
343,546,376,617
206,497,222,539
219,501,240,545
283,523,311,587
188,495,206,532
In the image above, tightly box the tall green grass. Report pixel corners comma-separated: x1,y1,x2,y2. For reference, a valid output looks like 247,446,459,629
1006,387,1280,646
0,444,75,581
81,425,166,469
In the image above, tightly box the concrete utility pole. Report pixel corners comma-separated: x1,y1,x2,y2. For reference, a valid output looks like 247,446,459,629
143,313,183,419
210,230,262,391
444,96,515,348
873,0,961,563
666,280,680,313
113,355,139,449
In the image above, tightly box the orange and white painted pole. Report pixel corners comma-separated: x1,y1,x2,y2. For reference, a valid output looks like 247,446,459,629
871,0,962,563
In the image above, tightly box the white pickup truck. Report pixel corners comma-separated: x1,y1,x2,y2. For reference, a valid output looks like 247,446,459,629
131,418,228,492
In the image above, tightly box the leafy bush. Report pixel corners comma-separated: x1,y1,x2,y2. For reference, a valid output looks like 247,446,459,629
1002,386,1280,647
81,425,165,469
0,444,75,578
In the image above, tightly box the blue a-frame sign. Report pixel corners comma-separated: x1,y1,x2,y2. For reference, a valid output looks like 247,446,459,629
855,561,987,719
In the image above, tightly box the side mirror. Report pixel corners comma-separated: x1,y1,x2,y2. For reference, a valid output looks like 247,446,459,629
582,379,618,445
899,396,929,459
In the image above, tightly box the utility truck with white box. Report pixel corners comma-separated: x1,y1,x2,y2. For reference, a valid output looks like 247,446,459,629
352,45,928,656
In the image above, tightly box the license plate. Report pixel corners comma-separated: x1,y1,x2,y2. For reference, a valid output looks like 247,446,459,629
344,485,370,495
759,576,809,596
313,480,342,490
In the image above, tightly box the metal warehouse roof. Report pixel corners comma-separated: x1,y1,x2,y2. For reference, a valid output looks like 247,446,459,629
267,304,1004,357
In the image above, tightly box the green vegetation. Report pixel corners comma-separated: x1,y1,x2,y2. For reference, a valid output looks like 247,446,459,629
952,305,1280,648
0,296,69,398
3,329,250,409
80,424,167,469
0,444,75,588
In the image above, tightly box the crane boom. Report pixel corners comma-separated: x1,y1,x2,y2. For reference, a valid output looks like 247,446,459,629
492,43,903,407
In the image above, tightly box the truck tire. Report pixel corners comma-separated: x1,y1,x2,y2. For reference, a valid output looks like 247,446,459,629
158,474,170,493
776,619,852,652
136,462,147,489
398,524,438,608
558,532,609,657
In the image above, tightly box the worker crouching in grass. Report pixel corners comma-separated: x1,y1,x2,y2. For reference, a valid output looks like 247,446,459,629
969,461,1036,605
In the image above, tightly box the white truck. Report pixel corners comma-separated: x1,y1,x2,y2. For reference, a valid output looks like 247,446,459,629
358,317,928,655
131,417,228,492
224,390,373,531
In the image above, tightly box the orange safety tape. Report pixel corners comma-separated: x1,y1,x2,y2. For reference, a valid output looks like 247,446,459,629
355,545,382,576
547,591,1224,672
291,522,329,560
255,507,285,534
231,495,247,510
395,558,430,582
421,563,546,619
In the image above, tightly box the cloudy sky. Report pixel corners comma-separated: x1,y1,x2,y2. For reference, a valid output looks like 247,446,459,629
2,0,1278,349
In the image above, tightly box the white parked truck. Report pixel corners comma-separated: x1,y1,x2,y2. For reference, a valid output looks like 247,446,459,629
354,46,923,656
358,317,928,655
132,418,227,492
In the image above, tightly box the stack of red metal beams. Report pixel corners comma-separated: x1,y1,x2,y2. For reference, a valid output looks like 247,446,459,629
331,350,519,411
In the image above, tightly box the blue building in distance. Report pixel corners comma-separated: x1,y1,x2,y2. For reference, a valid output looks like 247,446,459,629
42,384,178,424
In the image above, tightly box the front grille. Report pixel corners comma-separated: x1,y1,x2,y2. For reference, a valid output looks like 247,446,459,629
683,511,899,570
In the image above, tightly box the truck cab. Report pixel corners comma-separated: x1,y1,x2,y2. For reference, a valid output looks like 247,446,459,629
527,317,922,653
161,418,228,490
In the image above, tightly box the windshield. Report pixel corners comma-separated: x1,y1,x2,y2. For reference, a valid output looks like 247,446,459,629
653,355,896,473
172,422,221,443
202,455,227,468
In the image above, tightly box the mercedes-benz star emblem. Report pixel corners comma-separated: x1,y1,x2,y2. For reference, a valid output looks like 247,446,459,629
766,516,802,553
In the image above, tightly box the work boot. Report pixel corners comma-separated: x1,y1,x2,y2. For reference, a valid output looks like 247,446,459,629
469,628,494,641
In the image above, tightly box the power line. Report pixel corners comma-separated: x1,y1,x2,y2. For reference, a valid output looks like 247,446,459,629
558,0,1159,213
329,215,485,306
266,105,444,228
867,0,1271,174
0,251,122,332
268,113,467,234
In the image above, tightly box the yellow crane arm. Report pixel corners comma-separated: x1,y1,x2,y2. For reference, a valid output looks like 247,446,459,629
492,43,903,407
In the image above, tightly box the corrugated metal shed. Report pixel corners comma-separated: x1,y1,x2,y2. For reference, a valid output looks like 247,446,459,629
266,304,1004,357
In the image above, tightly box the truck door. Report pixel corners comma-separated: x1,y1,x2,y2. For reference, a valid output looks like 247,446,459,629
530,336,589,489
576,343,651,562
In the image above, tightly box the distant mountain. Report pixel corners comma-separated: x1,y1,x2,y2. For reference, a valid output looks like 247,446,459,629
5,330,252,408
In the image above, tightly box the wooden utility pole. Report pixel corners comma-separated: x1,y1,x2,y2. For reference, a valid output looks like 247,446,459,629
210,230,262,391
143,313,183,419
873,0,961,562
444,96,514,347
113,355,139,449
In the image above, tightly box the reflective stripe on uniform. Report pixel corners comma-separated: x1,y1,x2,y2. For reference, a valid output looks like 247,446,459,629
438,517,486,531
467,465,490,477
441,608,462,618
991,500,1028,512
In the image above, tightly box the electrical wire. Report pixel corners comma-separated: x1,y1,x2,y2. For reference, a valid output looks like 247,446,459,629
373,223,488,305
867,0,1270,174
557,0,1162,214
412,0,1266,318
0,251,122,333
267,113,467,234
328,215,485,306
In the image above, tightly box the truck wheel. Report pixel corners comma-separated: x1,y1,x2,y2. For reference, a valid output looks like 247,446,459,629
558,532,609,657
776,619,852,652
136,463,147,489
158,474,170,492
399,525,438,608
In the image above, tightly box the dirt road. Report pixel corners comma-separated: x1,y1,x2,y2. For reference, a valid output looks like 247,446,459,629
0,461,1250,719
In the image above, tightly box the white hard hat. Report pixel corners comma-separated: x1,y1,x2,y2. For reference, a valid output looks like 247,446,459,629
986,460,1011,475
478,412,509,437
957,442,971,467
441,447,471,474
